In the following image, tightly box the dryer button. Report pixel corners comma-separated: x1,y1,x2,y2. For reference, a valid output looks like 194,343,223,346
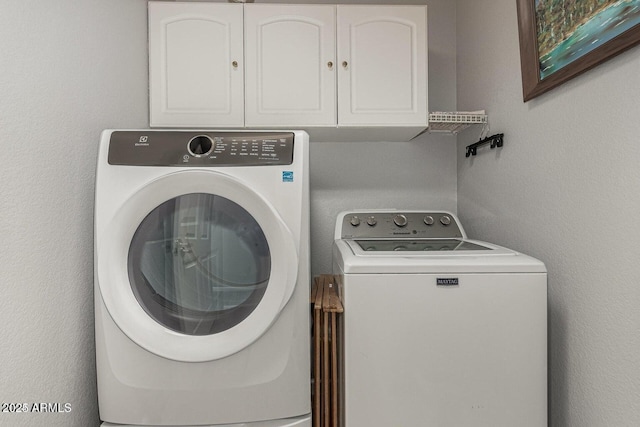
188,135,214,157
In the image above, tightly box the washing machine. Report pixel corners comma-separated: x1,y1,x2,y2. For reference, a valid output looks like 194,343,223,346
332,210,547,427
94,130,310,427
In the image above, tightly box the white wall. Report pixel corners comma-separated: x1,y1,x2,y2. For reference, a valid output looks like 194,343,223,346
456,0,640,425
252,0,459,275
310,0,458,274
0,0,457,426
0,1,148,425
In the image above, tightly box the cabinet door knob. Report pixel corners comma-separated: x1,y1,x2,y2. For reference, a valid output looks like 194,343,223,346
342,61,348,69
327,61,333,69
232,60,238,68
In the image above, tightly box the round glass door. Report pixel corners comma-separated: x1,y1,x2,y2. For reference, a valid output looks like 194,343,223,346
96,170,298,362
128,193,270,336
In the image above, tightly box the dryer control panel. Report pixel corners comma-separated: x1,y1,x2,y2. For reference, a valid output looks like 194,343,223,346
108,131,294,166
339,211,464,239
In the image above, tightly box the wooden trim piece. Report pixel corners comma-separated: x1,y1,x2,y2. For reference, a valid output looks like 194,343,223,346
311,275,344,427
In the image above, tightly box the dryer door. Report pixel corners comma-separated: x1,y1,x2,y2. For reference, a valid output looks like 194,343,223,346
96,170,298,362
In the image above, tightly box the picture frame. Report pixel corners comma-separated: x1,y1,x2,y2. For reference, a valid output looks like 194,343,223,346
516,0,640,101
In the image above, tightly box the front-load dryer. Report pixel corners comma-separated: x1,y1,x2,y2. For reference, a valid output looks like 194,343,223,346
94,130,310,426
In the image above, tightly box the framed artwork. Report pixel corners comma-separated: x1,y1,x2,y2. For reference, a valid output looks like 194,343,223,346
517,0,640,101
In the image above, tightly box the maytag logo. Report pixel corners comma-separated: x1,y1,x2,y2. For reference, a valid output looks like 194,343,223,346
437,278,459,286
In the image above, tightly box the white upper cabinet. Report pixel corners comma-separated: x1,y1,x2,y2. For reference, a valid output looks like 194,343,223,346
337,6,427,126
148,2,244,127
244,4,336,127
148,2,428,139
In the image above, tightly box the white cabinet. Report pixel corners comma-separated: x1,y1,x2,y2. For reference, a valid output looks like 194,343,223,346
148,2,428,139
148,2,244,127
337,6,427,127
244,4,336,127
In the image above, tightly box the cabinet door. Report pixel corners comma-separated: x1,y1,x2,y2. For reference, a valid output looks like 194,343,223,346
337,6,427,126
244,4,336,127
149,2,244,127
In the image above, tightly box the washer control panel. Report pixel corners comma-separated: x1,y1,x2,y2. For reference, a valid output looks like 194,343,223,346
340,211,464,239
108,131,295,166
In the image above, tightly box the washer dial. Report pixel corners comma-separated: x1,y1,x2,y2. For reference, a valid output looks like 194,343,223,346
440,215,452,226
393,214,408,227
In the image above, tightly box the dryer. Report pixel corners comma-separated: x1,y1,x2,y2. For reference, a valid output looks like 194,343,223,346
94,130,310,426
332,210,547,427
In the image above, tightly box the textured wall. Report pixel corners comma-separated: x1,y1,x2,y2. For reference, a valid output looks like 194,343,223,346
0,1,148,425
244,0,459,275
310,0,458,275
456,0,640,425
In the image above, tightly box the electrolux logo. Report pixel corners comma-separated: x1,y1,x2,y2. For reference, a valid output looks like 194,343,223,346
436,278,459,286
135,135,149,147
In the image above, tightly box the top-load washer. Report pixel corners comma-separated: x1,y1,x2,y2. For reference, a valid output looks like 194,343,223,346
94,130,310,426
332,210,547,427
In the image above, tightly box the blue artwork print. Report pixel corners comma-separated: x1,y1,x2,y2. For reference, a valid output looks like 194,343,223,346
536,0,640,79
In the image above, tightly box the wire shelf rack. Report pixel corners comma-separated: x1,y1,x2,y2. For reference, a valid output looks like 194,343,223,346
428,111,488,134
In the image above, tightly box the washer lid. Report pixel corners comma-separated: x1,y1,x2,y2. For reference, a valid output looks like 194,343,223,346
352,238,492,252
96,170,298,362
333,239,546,274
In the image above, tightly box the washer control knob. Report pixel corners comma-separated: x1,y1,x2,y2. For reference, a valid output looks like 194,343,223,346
423,215,435,226
349,216,361,227
393,214,408,227
366,216,377,226
440,215,452,226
